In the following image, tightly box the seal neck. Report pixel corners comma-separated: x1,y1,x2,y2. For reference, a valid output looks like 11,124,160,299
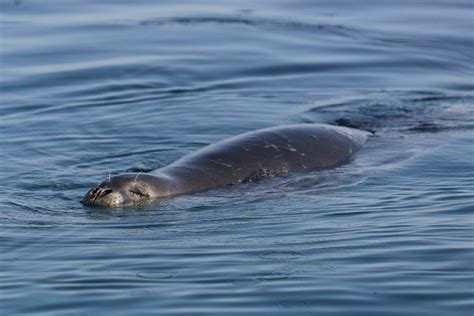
155,165,220,196
145,171,185,197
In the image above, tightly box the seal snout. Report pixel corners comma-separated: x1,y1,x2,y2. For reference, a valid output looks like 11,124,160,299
82,187,122,207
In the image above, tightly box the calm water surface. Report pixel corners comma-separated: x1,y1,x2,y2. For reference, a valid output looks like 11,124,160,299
1,0,473,315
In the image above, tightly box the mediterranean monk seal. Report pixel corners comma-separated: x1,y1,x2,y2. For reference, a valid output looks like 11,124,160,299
82,124,368,207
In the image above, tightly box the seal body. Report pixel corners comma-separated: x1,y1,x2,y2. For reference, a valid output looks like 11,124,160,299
82,124,368,207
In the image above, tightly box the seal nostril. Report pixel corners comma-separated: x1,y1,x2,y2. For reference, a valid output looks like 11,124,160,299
87,187,113,200
96,188,113,198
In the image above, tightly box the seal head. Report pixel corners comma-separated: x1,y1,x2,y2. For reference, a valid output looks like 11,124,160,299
82,173,158,207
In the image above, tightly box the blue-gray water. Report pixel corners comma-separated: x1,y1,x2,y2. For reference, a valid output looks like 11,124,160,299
1,0,473,315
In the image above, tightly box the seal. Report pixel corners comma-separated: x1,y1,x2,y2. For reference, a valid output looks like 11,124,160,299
82,124,368,207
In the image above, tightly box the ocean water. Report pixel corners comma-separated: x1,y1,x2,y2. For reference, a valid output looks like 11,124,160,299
1,0,473,315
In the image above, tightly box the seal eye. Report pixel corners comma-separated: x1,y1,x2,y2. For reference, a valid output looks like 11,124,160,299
130,190,148,197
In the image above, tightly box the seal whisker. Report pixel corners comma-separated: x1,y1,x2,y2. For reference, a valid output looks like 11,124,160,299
133,171,142,185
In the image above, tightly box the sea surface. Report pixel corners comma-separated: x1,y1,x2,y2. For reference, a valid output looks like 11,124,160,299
1,1,473,315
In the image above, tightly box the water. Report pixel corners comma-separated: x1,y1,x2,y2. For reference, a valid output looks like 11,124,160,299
1,0,473,314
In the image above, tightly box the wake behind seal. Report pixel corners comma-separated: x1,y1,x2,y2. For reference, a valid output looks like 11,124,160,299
82,124,369,207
